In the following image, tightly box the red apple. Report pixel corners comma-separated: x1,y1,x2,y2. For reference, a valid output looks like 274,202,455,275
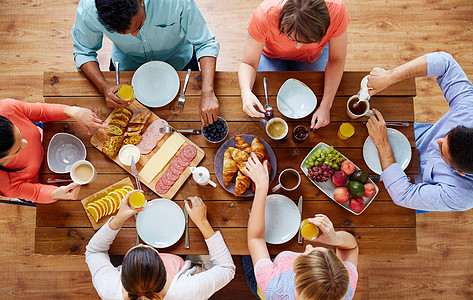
350,197,365,212
341,160,355,176
364,183,376,198
334,187,350,203
332,171,348,187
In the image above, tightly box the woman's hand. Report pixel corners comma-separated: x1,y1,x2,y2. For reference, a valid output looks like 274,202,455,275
64,106,107,135
50,182,80,200
244,153,269,189
109,190,144,230
309,214,339,246
242,92,266,118
310,106,330,129
185,196,214,239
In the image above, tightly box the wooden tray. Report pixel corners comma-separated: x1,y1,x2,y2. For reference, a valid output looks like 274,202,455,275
81,177,134,230
90,101,204,199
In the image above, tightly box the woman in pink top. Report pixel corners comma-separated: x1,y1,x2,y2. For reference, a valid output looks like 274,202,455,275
243,153,359,299
0,98,105,203
239,0,349,129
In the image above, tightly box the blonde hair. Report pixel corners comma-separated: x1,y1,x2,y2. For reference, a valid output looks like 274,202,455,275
293,249,349,300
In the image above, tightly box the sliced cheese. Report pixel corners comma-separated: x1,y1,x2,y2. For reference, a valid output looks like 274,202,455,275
139,132,185,183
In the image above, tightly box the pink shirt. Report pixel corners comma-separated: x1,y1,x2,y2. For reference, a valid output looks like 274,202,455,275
0,99,68,203
248,0,350,62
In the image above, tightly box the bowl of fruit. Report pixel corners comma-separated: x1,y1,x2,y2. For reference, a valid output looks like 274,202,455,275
300,142,379,215
202,116,229,143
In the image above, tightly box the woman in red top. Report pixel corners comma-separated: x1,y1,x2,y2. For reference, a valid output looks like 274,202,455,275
239,0,349,129
0,98,105,203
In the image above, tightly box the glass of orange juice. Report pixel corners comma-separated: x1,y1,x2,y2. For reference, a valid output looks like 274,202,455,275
337,122,355,140
129,191,146,209
117,85,135,102
300,219,319,240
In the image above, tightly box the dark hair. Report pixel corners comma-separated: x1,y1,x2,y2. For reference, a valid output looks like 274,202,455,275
0,115,24,173
447,125,473,174
278,0,330,44
95,0,141,33
121,246,167,300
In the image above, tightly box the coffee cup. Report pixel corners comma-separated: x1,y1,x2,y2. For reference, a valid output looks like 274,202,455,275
272,168,301,192
70,160,97,185
260,117,288,140
190,166,216,187
346,95,373,119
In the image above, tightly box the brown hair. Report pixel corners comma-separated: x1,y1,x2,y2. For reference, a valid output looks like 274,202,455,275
278,0,331,44
293,249,349,300
121,246,167,300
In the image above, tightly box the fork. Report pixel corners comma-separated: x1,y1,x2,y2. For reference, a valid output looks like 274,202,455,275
158,127,201,134
177,69,192,107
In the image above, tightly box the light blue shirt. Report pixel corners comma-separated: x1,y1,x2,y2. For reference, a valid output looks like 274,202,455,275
72,0,220,71
381,52,473,211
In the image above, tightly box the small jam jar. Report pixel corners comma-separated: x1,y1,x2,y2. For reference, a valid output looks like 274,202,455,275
292,125,309,143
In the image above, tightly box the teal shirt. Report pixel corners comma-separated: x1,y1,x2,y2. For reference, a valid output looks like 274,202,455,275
72,0,219,71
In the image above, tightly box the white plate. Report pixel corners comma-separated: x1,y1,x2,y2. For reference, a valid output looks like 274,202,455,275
277,78,317,119
264,194,301,244
136,199,185,248
363,128,412,175
47,133,87,173
132,61,180,108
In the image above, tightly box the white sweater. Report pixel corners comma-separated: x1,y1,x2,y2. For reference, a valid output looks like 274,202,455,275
85,219,235,300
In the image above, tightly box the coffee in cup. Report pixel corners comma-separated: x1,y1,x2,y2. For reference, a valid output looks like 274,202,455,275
260,117,288,140
346,95,374,119
70,160,97,185
272,168,301,192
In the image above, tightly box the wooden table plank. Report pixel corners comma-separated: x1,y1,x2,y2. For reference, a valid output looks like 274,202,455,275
35,227,417,255
42,120,416,149
45,96,415,122
36,200,415,228
43,71,416,97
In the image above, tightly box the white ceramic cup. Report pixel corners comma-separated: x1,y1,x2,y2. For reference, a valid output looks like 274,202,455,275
272,168,301,192
260,117,288,140
70,160,97,185
190,166,217,187
346,95,374,119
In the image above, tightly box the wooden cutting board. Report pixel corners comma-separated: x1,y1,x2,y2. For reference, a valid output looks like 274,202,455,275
90,101,204,199
81,177,133,230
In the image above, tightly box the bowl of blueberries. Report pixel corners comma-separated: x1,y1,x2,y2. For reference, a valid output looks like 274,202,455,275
202,116,229,143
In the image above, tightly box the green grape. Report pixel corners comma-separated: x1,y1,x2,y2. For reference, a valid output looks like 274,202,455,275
307,161,314,168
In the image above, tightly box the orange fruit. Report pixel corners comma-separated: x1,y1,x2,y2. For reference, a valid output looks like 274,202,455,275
88,202,104,219
122,185,134,192
97,198,112,216
107,192,121,212
102,196,116,214
87,206,100,223
114,188,127,198
94,200,107,217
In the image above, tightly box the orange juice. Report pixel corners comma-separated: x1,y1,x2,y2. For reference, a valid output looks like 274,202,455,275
129,191,146,208
337,122,355,140
118,85,135,101
300,219,319,240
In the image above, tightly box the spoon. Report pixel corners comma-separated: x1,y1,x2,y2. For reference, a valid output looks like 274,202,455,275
262,77,273,117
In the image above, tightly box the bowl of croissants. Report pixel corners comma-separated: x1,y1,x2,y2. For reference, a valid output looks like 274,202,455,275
214,135,277,197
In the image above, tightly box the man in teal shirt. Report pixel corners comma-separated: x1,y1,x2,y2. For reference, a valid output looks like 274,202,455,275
72,0,220,125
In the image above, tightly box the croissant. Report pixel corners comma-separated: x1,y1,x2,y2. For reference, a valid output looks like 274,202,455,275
250,138,266,161
263,153,272,174
235,171,252,197
235,135,250,151
223,149,239,187
224,147,236,159
232,148,250,174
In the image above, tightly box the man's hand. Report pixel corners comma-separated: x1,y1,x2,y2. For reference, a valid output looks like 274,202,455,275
242,91,265,118
50,182,80,200
200,91,219,127
104,84,130,108
367,68,395,96
310,105,331,129
366,109,396,170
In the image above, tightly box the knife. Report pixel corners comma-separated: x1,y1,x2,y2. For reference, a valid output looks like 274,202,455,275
363,121,410,127
184,207,190,249
130,156,141,191
297,196,303,244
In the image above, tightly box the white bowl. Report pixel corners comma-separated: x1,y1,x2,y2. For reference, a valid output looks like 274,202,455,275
277,78,317,119
132,61,180,108
119,144,141,166
47,133,87,173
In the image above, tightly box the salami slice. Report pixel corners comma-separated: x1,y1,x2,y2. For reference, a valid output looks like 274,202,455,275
159,175,175,187
177,157,191,167
181,145,197,160
163,171,179,183
168,165,183,177
155,182,170,195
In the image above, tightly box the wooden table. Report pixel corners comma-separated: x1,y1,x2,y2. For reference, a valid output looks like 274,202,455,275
36,71,418,256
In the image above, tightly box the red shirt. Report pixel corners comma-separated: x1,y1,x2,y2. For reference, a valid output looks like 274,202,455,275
0,99,68,203
248,0,350,62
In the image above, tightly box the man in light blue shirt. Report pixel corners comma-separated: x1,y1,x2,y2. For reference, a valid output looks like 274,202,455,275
365,52,473,212
72,0,220,125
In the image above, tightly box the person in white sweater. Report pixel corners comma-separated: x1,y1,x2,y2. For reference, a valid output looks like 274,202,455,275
85,193,235,300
